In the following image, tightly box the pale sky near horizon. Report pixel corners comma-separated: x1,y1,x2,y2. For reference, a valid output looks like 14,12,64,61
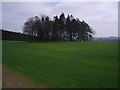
1,2,118,37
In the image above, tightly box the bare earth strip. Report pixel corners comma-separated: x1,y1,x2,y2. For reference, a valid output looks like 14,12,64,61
2,65,47,88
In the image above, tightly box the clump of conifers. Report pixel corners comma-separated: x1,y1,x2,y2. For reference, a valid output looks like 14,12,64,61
23,12,94,42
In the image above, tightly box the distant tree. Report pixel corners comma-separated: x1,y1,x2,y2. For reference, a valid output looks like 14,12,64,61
44,16,52,41
66,15,75,41
23,17,35,41
33,16,41,41
81,21,94,41
58,12,66,41
71,18,78,41
66,15,71,41
52,16,60,41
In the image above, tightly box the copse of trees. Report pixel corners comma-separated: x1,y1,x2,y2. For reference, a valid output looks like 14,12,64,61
23,13,94,42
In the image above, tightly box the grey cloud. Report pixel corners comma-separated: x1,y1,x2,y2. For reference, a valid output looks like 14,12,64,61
2,2,118,37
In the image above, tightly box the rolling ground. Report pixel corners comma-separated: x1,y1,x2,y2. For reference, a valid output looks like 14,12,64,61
2,41,118,88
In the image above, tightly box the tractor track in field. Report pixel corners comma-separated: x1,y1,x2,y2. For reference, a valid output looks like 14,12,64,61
2,65,47,88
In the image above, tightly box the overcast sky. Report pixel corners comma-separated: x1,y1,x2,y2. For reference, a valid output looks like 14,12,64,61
2,2,118,37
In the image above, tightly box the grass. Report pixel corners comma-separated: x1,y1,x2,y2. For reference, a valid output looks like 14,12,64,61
2,41,118,88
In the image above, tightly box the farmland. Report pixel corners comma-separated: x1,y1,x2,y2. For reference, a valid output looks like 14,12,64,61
2,41,118,88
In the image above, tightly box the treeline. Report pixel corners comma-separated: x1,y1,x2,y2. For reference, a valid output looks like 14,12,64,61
1,29,37,41
23,13,94,42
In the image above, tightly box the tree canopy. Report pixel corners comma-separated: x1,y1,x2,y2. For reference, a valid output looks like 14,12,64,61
23,13,94,42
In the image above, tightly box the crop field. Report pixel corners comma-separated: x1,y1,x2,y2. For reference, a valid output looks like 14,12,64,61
2,41,118,88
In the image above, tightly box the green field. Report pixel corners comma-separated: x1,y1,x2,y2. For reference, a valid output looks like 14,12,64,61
3,41,118,88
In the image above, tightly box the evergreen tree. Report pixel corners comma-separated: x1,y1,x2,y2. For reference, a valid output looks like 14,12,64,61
59,12,66,41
